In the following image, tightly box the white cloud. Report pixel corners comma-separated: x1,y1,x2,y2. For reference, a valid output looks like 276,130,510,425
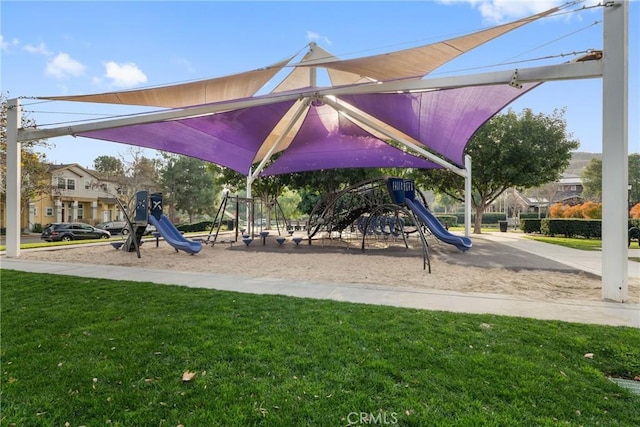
306,30,331,45
437,0,565,23
1,35,20,52
103,61,147,88
23,42,53,56
176,57,195,73
46,53,86,79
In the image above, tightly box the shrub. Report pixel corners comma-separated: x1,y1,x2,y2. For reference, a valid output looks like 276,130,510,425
549,203,566,218
434,215,457,227
520,219,542,233
176,221,214,233
519,212,546,220
549,202,602,219
32,223,43,233
541,218,601,238
581,201,602,219
454,212,506,225
630,203,640,219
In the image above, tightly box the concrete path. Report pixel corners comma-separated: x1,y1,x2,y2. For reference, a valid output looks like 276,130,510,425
2,232,639,328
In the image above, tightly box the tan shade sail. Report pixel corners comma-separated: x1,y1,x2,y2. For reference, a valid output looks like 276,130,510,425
43,57,294,108
39,6,559,109
272,43,369,92
298,7,560,81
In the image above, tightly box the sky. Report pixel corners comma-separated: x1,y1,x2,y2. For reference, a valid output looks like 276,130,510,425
1,0,638,170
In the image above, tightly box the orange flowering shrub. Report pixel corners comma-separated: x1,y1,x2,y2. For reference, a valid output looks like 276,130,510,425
548,202,603,219
581,201,602,219
563,204,584,218
549,203,566,218
630,203,640,219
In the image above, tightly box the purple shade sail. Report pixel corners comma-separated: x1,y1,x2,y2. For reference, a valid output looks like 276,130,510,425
80,100,297,175
261,103,440,175
341,82,540,167
79,82,540,175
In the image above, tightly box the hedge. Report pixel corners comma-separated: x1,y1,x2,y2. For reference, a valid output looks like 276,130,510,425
434,215,458,227
519,212,547,220
454,212,506,225
176,221,215,233
540,219,601,239
520,219,542,234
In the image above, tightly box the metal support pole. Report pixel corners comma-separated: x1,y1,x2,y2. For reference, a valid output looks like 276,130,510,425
464,155,472,237
6,99,21,257
601,1,628,302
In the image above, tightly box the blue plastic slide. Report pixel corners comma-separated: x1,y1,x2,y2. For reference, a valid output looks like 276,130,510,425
148,214,203,255
405,198,472,252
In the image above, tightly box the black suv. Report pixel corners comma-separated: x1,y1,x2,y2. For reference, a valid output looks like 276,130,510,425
41,222,111,242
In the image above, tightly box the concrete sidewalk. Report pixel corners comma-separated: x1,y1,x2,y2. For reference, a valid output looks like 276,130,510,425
2,233,639,327
476,231,640,278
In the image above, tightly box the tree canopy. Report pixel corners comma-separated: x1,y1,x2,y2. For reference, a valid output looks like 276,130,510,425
1,94,53,218
413,108,579,233
582,154,640,204
160,155,216,223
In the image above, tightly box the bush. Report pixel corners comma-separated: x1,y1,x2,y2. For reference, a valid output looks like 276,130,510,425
32,223,43,233
520,219,542,233
454,212,506,225
434,215,457,227
541,218,601,239
630,203,640,219
176,221,214,233
519,212,546,220
549,202,602,219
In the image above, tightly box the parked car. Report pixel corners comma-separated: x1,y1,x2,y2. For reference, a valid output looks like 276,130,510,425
96,221,129,235
41,222,111,242
116,223,156,236
144,224,157,235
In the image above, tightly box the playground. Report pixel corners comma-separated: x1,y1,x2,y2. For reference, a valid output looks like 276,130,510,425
16,229,640,304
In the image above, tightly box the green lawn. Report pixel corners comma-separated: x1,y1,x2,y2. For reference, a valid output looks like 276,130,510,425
2,270,639,426
523,235,604,251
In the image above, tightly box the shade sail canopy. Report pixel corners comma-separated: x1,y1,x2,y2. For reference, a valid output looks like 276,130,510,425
40,6,557,108
297,7,559,81
43,57,294,108
47,6,558,177
78,81,539,175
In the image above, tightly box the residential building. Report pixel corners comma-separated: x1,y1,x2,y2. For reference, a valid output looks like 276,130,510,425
27,163,125,230
492,173,585,218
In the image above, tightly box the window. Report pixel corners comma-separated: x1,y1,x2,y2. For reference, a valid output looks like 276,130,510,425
46,207,53,216
77,204,84,220
67,179,76,190
57,177,66,189
570,185,577,191
85,180,91,190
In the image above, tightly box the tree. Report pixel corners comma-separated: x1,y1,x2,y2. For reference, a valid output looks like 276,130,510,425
92,148,162,220
522,181,558,217
1,94,54,228
581,158,602,201
160,155,216,223
582,154,640,204
93,155,125,177
413,108,579,233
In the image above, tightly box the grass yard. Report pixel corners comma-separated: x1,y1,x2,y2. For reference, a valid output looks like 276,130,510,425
2,270,639,426
523,235,604,251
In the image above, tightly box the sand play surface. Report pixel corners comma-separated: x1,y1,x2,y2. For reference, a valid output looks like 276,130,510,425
15,231,640,304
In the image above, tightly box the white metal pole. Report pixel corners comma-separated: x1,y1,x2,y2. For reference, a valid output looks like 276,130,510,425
6,98,22,257
601,1,628,302
464,154,472,237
